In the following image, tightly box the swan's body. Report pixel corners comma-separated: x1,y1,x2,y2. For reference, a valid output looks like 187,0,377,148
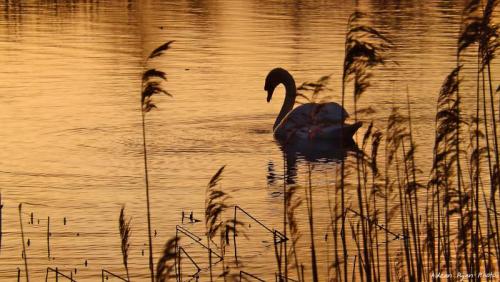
265,68,361,142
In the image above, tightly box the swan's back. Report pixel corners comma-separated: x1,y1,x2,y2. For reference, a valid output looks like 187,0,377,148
274,102,353,140
310,102,348,124
276,102,347,128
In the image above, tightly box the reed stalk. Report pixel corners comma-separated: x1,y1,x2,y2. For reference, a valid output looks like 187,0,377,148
384,129,391,282
343,11,391,281
0,192,2,255
454,11,469,277
327,171,341,281
283,153,288,282
119,206,132,281
205,166,240,281
18,204,29,282
47,216,50,260
141,111,154,282
156,236,180,282
458,0,499,275
95,7,500,281
480,0,500,272
286,185,303,281
305,165,318,282
140,40,174,282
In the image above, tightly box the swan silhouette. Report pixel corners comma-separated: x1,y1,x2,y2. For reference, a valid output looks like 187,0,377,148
265,67,362,142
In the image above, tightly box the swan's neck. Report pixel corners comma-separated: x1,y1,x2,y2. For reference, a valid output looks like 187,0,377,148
273,75,296,130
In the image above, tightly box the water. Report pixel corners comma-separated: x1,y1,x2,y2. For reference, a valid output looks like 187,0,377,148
0,0,498,280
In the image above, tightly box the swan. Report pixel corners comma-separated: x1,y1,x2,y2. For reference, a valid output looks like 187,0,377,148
264,67,362,142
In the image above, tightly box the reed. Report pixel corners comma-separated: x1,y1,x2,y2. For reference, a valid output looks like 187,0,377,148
327,170,342,281
205,166,226,281
343,10,392,282
18,204,29,282
296,74,333,104
140,40,174,282
456,0,499,276
383,124,392,282
304,165,318,282
370,127,384,282
403,96,425,281
285,184,303,281
477,0,500,274
0,192,2,255
10,5,500,281
386,107,415,281
155,236,180,282
283,154,288,282
205,166,249,281
291,12,396,281
433,65,468,276
47,216,50,260
119,206,132,281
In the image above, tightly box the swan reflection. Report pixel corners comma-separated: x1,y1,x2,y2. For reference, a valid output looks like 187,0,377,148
268,138,358,185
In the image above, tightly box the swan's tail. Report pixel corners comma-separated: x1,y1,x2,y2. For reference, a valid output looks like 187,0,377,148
313,121,362,140
275,121,362,142
343,121,362,139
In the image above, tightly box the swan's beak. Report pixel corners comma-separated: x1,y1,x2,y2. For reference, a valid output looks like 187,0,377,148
266,90,273,103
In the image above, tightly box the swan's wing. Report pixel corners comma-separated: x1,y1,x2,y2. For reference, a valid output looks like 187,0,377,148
286,104,316,121
273,104,314,140
276,122,362,142
282,102,348,126
274,103,352,140
276,104,315,131
311,122,362,140
314,102,349,124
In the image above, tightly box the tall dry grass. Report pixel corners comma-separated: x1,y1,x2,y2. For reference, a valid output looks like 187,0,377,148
11,3,497,281
140,40,174,282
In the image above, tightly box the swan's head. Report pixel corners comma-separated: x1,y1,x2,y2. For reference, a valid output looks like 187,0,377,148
264,67,290,103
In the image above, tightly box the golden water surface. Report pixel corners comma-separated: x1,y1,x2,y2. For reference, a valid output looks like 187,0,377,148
0,0,498,281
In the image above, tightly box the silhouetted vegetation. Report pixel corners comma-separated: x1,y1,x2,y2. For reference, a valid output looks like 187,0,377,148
5,1,499,281
140,40,174,282
119,206,132,281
